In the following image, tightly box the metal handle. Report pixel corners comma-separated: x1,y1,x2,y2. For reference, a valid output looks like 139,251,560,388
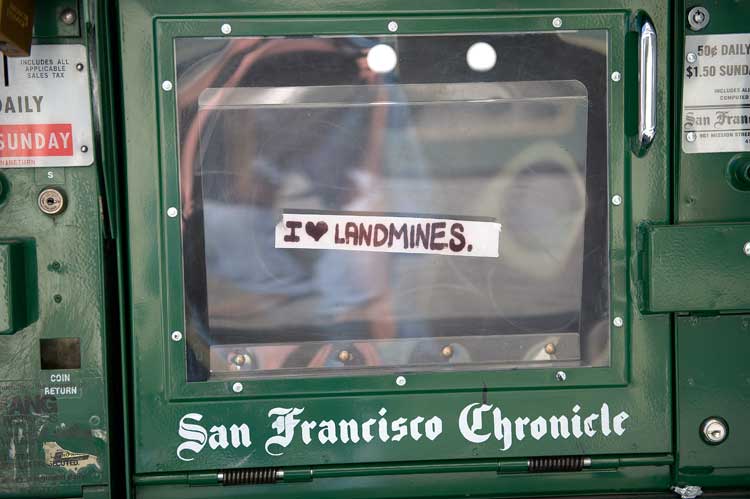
638,21,657,151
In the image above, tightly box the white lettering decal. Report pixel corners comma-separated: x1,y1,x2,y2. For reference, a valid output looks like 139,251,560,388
177,413,208,462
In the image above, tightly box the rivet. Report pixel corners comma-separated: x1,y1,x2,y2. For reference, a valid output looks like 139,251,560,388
611,71,621,82
686,52,697,63
232,382,243,393
167,207,178,218
338,350,352,363
387,21,398,32
555,370,567,382
611,194,623,206
80,145,89,153
396,375,406,386
221,23,232,35
76,63,85,72
441,345,454,358
552,17,563,28
613,316,624,327
60,8,77,25
686,131,697,142
544,343,556,355
161,80,173,92
743,242,750,256
171,331,183,342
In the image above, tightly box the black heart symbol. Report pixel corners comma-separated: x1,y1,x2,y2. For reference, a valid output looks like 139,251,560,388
305,221,328,241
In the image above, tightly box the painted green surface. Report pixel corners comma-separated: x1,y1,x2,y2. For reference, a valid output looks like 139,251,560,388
675,315,750,487
0,2,113,498
639,223,750,313
116,0,676,496
32,0,80,38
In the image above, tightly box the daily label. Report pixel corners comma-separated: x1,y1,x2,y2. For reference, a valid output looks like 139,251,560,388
682,34,750,153
0,44,94,167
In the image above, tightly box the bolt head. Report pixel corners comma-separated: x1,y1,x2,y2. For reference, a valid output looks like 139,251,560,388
686,52,697,63
396,375,406,386
555,371,567,382
387,21,398,32
544,343,556,355
80,145,89,153
171,331,183,342
743,242,750,256
167,207,178,218
611,71,621,82
441,345,454,358
686,131,697,143
611,194,623,206
613,316,624,328
232,382,243,393
338,350,352,363
221,23,232,35
76,63,85,71
161,80,173,92
552,17,563,28
701,417,728,444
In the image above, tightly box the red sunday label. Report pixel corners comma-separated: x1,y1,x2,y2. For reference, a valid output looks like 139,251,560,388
0,124,74,157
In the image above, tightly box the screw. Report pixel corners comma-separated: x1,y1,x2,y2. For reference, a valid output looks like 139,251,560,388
396,375,406,386
611,71,621,82
552,17,563,28
544,343,556,355
171,331,183,342
161,80,173,92
232,382,243,393
60,8,77,25
80,145,89,153
613,316,624,327
338,350,352,363
686,131,697,143
555,371,567,382
743,242,750,256
76,63,85,71
700,417,728,444
167,207,178,218
387,21,399,32
38,188,65,215
221,23,232,35
686,52,697,63
611,194,623,206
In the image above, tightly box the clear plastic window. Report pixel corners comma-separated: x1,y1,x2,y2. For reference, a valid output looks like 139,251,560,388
174,32,610,380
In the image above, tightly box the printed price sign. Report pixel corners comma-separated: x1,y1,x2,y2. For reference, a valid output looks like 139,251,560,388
275,211,502,258
0,45,94,167
682,34,750,153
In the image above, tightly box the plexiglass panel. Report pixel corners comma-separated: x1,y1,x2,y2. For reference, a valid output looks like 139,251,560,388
174,32,609,380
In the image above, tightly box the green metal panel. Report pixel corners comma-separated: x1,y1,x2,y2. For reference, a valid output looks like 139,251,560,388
0,2,114,498
674,0,750,225
639,223,750,313
32,0,80,38
117,1,675,496
676,315,750,488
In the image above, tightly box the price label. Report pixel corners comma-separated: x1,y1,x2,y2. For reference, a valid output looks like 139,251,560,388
682,34,750,153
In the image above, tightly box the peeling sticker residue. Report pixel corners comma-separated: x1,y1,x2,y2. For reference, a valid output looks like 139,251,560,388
90,429,107,442
43,442,100,474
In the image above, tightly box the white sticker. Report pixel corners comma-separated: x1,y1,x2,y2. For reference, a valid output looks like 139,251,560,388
0,44,94,168
275,212,501,258
682,34,750,153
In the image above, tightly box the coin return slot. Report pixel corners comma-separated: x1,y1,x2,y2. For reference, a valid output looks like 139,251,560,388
40,338,81,370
